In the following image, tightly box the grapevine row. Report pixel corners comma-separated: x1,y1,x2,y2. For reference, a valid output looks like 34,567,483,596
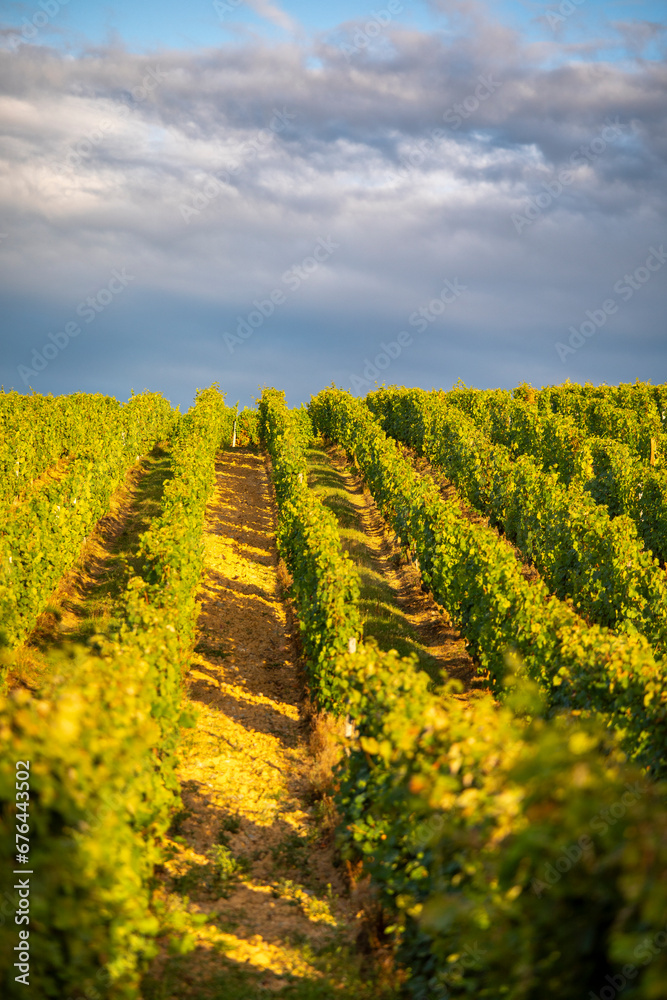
258,388,361,707
0,390,172,507
535,380,667,438
310,387,667,772
0,392,175,652
367,387,667,655
445,384,667,564
0,385,233,998
261,387,667,1000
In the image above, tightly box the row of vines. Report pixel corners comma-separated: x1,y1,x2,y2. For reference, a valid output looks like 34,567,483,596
261,385,667,1000
366,387,667,653
446,383,667,563
1,379,666,999
0,386,235,998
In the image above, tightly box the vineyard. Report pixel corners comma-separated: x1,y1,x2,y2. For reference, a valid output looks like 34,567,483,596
1,381,667,999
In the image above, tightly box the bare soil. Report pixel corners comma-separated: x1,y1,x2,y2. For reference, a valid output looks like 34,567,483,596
6,439,484,997
144,449,398,998
5,446,170,690
312,442,477,689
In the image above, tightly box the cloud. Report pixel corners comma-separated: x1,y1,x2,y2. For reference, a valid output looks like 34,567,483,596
246,0,300,34
611,19,667,57
0,10,665,406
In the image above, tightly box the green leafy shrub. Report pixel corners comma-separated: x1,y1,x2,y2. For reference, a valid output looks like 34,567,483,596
0,392,175,651
0,385,234,997
309,387,667,774
366,387,667,652
259,389,361,710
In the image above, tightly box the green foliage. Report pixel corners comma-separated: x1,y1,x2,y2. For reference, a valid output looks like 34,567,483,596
172,846,250,898
534,381,666,457
259,381,667,999
210,844,251,883
4,379,666,999
0,390,180,506
365,387,667,654
309,387,667,774
0,385,232,998
234,407,260,446
334,649,667,999
455,380,666,462
258,389,362,711
444,384,667,566
0,392,176,651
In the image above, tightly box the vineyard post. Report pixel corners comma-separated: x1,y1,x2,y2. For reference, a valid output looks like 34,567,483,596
344,636,357,739
232,400,239,447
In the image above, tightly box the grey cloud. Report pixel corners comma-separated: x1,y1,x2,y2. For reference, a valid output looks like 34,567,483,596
0,11,665,403
611,19,666,57
245,0,300,34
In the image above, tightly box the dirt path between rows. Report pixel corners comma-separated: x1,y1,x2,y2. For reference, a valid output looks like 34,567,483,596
7,446,170,691
146,448,395,999
145,441,490,997
309,443,477,691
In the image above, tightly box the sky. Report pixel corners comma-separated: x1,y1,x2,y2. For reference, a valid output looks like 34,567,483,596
0,0,665,410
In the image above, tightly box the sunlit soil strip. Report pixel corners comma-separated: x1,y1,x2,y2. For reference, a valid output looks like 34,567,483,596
188,665,299,720
246,881,339,927
178,920,324,980
147,450,369,997
306,443,475,687
176,706,305,830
